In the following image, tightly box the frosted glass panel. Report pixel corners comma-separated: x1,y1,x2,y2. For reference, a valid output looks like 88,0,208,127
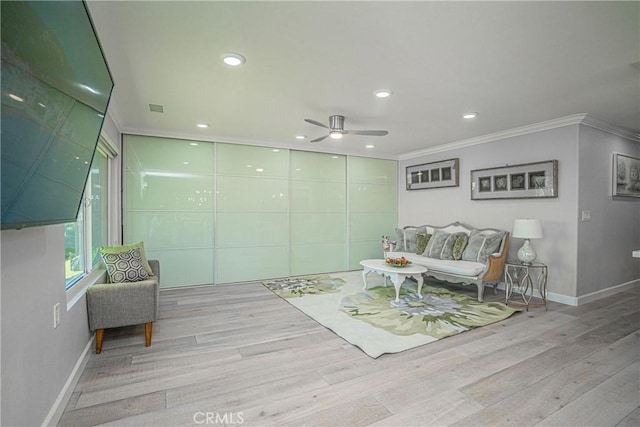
291,243,347,275
350,212,398,241
349,156,398,184
125,173,213,211
217,246,288,283
126,135,214,174
145,248,215,288
125,212,214,249
349,240,383,270
216,176,288,212
124,135,214,288
290,151,345,181
290,181,346,212
216,143,287,178
290,213,346,244
216,213,288,246
349,182,397,212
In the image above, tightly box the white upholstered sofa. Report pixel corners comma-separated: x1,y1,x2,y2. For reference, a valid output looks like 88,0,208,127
388,222,510,302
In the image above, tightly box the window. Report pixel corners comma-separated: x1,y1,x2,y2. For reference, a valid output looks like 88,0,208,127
64,142,112,290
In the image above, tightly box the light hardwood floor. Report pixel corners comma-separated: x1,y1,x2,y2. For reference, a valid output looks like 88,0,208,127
59,277,640,427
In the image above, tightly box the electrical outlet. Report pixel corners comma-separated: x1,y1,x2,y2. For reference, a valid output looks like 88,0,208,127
53,303,61,328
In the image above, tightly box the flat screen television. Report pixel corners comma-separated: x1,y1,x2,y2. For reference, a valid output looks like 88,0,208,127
1,0,113,230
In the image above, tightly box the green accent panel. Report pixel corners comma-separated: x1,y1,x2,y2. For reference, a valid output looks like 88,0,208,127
124,211,214,250
290,151,346,181
145,248,214,288
350,212,398,241
290,181,346,212
125,135,214,174
348,156,398,184
349,240,383,270
290,243,347,276
216,246,288,283
216,143,288,178
348,182,397,212
216,176,288,212
125,173,214,211
216,213,288,247
290,213,346,244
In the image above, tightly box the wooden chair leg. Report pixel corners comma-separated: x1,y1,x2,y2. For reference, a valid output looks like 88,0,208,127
144,322,153,347
95,329,105,354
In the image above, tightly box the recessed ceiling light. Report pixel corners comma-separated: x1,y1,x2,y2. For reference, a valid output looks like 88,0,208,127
196,123,209,128
365,144,375,149
374,90,392,98
295,135,306,140
463,112,479,119
222,53,246,66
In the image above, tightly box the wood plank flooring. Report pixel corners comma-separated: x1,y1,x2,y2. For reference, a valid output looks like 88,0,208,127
59,277,640,426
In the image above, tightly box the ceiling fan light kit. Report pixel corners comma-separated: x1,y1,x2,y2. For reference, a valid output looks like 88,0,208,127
304,115,388,143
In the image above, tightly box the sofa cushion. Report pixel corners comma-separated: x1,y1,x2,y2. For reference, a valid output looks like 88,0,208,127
461,230,505,263
100,241,153,275
423,231,466,260
100,248,150,283
416,232,432,255
391,251,486,277
395,226,426,253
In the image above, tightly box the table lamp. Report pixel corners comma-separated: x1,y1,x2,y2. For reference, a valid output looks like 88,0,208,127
512,219,543,264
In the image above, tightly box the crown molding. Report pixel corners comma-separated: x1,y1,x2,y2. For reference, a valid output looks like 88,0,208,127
398,114,639,161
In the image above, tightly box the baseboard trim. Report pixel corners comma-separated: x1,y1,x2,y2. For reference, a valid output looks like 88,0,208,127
493,279,639,306
575,279,640,306
42,335,94,427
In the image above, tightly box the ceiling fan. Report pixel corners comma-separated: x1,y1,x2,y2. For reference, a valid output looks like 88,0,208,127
304,115,388,143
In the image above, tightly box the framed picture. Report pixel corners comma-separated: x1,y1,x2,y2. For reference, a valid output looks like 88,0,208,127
406,158,459,190
613,153,640,197
470,160,558,200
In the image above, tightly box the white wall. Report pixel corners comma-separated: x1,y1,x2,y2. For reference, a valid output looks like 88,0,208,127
1,225,92,426
576,124,640,300
398,125,581,300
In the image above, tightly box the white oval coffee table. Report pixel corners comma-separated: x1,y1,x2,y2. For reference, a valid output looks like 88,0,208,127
360,259,427,302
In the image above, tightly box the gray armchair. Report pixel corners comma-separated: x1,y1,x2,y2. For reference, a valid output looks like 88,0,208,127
86,260,160,354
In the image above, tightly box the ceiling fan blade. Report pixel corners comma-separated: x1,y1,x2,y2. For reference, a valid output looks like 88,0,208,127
310,134,329,143
344,130,389,136
304,118,329,129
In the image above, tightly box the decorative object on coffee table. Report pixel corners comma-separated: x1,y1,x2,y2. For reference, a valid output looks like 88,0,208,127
512,218,543,265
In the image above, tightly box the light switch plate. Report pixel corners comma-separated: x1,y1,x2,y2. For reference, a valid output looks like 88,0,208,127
581,210,591,221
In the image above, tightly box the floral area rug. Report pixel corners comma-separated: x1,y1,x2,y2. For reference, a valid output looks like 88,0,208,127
263,271,517,358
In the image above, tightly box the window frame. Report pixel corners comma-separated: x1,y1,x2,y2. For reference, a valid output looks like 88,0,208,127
65,134,119,308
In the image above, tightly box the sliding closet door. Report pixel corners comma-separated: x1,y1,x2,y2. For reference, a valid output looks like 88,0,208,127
123,135,215,288
348,156,398,269
290,151,347,275
215,143,289,283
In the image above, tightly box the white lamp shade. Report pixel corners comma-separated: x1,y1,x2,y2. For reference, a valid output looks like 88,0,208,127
512,219,543,239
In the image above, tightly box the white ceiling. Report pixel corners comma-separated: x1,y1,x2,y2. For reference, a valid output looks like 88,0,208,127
86,1,640,159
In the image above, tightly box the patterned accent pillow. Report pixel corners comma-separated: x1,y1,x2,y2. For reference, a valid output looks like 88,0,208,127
416,233,432,255
100,241,152,275
452,234,469,260
462,230,505,263
101,248,150,283
440,232,467,260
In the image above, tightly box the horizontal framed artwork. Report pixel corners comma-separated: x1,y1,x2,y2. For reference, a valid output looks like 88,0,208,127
406,158,459,190
613,153,640,198
470,160,558,200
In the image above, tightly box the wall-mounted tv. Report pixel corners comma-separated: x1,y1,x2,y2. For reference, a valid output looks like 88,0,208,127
1,0,113,230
